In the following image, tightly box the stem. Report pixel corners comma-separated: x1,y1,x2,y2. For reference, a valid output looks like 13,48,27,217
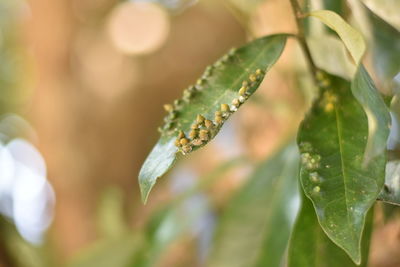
289,0,318,79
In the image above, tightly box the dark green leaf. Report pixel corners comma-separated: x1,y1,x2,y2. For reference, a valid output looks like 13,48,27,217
287,193,372,267
207,144,299,267
297,73,385,264
139,35,287,203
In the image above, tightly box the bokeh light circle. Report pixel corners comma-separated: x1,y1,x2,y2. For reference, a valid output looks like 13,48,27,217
107,1,170,55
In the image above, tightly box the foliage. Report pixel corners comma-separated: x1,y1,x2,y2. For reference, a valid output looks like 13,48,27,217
1,0,400,266
137,0,400,266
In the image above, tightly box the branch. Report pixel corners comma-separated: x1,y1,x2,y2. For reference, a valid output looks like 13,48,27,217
289,0,318,80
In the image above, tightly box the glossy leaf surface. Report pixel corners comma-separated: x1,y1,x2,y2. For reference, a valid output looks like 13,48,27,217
297,74,385,264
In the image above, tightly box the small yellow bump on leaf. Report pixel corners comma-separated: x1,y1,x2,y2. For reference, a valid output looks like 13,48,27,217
196,114,205,124
239,86,248,96
221,104,230,112
163,104,173,113
180,138,189,146
199,129,209,141
204,119,214,129
215,115,223,125
178,130,185,139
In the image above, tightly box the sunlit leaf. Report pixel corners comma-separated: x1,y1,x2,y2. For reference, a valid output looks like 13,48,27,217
308,10,366,65
208,144,299,267
362,0,400,30
288,193,372,267
139,35,287,203
297,73,385,264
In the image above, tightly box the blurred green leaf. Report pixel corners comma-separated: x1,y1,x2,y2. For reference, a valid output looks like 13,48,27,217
365,4,400,91
297,73,385,264
287,193,372,267
139,34,288,203
68,235,142,267
97,187,129,239
207,144,299,267
308,10,366,64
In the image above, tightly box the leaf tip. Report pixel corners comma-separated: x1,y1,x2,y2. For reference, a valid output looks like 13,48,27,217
139,176,153,204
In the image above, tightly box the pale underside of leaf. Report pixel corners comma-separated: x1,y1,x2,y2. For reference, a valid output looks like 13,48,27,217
139,35,288,203
308,10,366,65
351,66,390,165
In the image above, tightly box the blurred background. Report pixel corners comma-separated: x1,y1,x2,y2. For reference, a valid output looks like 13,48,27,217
0,0,399,266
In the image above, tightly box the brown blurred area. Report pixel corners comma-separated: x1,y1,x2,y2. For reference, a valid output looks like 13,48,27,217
25,0,248,261
22,0,304,262
5,0,400,266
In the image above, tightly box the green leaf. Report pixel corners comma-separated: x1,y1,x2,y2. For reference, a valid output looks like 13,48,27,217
308,10,366,64
366,4,400,88
68,235,142,267
97,187,129,239
288,193,373,267
378,160,400,206
207,144,299,267
297,73,385,264
351,65,391,164
308,9,391,163
139,34,287,203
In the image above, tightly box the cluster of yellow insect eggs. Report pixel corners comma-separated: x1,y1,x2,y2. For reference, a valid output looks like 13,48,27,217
322,91,338,113
316,71,331,88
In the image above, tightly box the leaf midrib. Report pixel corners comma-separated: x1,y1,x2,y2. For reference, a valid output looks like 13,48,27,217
334,105,357,246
